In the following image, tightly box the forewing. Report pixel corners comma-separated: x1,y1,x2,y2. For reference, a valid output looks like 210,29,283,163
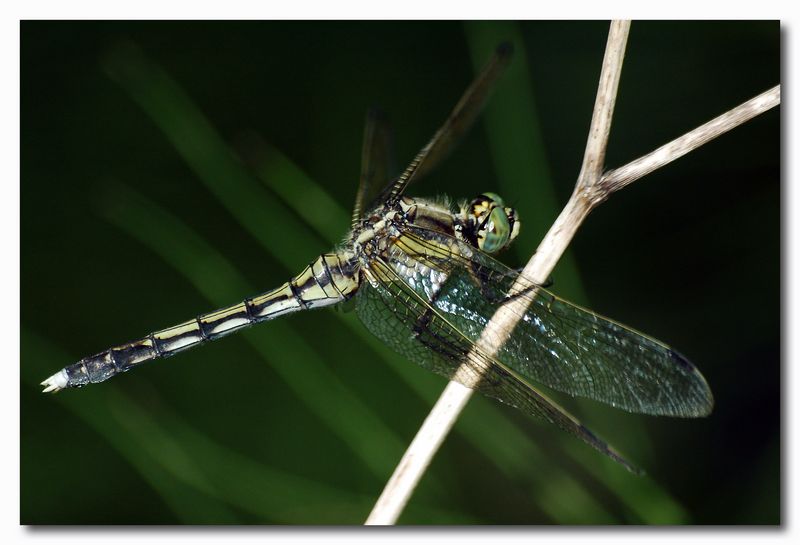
392,226,714,418
410,42,514,183
356,255,640,474
380,43,513,206
353,107,396,226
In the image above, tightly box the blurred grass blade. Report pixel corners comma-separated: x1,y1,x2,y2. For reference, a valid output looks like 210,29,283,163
235,130,350,242
102,41,327,269
108,386,375,523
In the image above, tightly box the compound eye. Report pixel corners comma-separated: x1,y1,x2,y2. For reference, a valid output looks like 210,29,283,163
478,206,512,253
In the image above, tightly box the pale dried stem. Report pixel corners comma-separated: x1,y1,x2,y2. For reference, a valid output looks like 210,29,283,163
365,22,779,525
598,85,781,195
577,20,630,190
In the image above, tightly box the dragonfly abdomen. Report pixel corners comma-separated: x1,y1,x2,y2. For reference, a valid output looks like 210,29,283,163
42,253,358,392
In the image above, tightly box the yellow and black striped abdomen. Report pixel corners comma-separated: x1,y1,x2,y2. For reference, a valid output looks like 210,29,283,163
42,253,359,391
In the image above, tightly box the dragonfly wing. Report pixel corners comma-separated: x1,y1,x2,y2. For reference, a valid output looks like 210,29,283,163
353,107,396,227
379,43,514,206
356,255,641,474
392,226,714,418
409,42,514,184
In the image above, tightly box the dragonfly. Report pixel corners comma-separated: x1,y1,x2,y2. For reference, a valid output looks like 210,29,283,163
41,44,713,473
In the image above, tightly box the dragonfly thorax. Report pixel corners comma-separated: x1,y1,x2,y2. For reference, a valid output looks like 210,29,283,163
351,208,401,256
353,194,521,259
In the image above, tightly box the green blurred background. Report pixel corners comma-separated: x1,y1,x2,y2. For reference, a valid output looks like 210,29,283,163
20,21,779,524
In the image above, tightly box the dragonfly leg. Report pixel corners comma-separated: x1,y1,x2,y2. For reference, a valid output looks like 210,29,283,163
512,266,554,289
411,293,439,340
467,262,542,305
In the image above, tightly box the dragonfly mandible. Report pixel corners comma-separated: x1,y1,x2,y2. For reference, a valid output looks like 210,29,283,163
41,44,713,473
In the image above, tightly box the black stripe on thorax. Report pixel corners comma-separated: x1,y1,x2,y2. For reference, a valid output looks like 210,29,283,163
414,215,455,236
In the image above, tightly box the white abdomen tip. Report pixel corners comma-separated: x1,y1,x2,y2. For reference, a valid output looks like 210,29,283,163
41,369,69,393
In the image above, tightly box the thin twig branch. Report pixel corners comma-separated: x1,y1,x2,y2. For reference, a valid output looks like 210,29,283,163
577,20,630,191
598,85,781,196
365,22,779,525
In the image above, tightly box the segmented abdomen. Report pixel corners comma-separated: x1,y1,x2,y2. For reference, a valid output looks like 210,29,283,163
43,253,358,391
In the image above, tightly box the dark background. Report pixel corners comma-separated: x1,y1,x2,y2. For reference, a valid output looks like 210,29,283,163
21,21,780,524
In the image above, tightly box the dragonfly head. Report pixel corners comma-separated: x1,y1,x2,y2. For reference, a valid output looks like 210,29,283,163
467,192,520,254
